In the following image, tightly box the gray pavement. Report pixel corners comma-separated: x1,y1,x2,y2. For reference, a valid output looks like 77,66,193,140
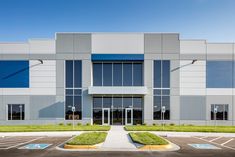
101,126,137,150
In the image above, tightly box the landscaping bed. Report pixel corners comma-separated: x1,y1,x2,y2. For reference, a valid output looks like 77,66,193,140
125,125,235,133
0,124,110,132
64,132,107,149
129,132,168,145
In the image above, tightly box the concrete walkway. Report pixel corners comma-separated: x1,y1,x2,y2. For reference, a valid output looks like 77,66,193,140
101,126,137,150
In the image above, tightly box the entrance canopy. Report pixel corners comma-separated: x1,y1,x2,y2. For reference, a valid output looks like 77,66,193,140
88,86,148,95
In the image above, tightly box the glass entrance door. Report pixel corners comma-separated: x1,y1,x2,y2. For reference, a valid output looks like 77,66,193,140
125,108,133,125
102,108,110,125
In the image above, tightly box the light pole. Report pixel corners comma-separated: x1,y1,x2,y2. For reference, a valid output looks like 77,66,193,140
19,105,22,120
214,106,218,131
71,106,75,130
162,106,166,130
68,105,75,130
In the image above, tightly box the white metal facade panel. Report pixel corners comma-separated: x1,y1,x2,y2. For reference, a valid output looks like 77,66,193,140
29,39,55,54
91,33,144,54
207,88,233,95
180,40,206,54
0,43,29,54
30,60,56,95
207,43,233,54
180,60,206,95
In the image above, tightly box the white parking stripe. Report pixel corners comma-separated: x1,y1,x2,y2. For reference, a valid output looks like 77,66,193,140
199,136,208,139
221,138,234,146
209,136,223,142
193,136,235,151
0,137,43,150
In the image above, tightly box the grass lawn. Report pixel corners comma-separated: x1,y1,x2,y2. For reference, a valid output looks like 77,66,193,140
125,125,235,133
66,132,107,145
129,132,168,145
0,125,110,132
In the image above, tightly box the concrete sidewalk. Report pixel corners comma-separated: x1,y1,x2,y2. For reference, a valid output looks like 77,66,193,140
101,126,137,150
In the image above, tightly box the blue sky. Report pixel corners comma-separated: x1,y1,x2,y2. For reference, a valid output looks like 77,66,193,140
0,0,234,42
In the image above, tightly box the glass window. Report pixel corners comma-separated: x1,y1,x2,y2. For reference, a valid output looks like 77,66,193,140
74,89,82,95
133,63,143,86
65,60,82,120
211,104,228,120
93,63,102,86
65,61,73,88
206,61,233,88
113,63,122,86
103,63,112,86
74,96,82,120
93,109,102,125
133,108,142,125
123,97,132,108
93,97,102,109
103,97,112,108
162,60,170,88
153,96,161,120
154,61,161,88
123,63,133,86
74,61,82,88
8,104,25,120
66,89,73,95
133,97,142,108
162,96,170,120
153,60,170,120
113,97,122,108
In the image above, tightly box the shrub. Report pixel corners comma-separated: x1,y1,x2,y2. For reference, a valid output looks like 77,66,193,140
77,122,82,126
169,123,175,126
85,123,91,126
67,123,72,126
143,123,147,126
58,123,64,126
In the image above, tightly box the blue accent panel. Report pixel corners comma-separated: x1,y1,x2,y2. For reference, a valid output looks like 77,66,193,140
0,61,29,88
206,61,233,88
91,54,144,61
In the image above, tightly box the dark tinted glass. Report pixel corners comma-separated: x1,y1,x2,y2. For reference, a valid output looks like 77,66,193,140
123,97,132,108
113,63,122,86
103,63,112,86
162,96,170,120
74,61,82,88
93,97,102,108
162,60,170,88
74,89,82,95
224,105,228,120
133,97,142,108
65,96,73,120
133,63,143,86
66,61,73,88
93,63,102,86
93,109,102,125
153,96,161,120
74,96,82,120
113,97,122,108
123,63,132,86
206,61,233,88
154,61,161,88
103,97,112,108
133,109,142,125
8,105,11,120
66,89,73,95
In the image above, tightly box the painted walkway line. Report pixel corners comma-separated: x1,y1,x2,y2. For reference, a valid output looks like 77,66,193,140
101,126,137,150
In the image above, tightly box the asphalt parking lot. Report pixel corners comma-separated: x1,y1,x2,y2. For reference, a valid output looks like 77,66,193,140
0,135,234,157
